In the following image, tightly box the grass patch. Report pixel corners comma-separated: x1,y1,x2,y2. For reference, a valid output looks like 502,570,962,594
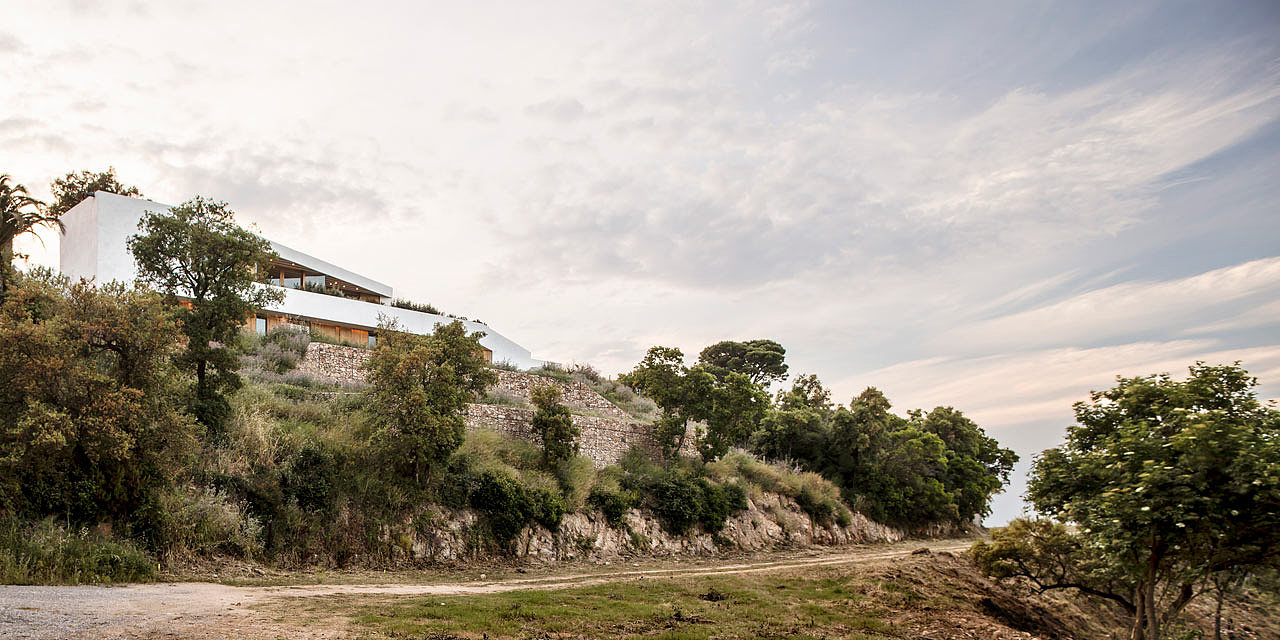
344,566,892,639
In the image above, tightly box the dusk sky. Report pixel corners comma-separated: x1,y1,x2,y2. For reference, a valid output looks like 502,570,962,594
5,1,1278,524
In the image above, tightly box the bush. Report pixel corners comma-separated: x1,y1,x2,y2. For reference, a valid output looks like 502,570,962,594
156,487,264,560
0,517,155,584
470,470,532,545
652,473,704,535
260,326,310,373
528,487,565,531
589,486,634,529
390,298,441,315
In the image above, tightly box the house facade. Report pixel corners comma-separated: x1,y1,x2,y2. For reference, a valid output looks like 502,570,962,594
59,191,546,369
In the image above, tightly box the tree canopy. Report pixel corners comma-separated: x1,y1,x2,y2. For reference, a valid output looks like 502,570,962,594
365,320,497,485
621,346,769,461
46,168,143,219
974,362,1280,640
0,272,194,539
697,339,789,386
127,197,282,436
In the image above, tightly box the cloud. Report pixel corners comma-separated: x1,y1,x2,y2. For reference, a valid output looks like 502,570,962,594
837,340,1280,431
943,256,1280,353
524,97,586,122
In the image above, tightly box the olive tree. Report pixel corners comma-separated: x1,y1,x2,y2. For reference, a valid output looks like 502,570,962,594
974,363,1280,640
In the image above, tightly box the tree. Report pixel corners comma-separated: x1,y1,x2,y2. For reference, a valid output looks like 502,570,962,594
128,197,283,437
0,272,194,538
622,346,768,462
365,320,497,485
974,363,1280,640
46,167,143,219
530,382,580,469
697,339,789,386
0,174,51,301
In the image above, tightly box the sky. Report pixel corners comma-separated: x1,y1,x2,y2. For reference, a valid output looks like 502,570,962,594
3,0,1278,525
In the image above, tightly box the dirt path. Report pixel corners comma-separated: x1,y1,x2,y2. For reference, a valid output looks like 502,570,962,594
0,539,973,639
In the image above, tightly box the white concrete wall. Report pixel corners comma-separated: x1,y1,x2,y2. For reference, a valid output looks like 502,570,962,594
57,192,546,369
58,196,99,282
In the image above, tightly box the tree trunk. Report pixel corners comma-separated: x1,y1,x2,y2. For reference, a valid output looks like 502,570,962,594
1214,588,1224,640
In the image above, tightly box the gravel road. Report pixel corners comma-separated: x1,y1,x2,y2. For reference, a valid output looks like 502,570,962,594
0,539,972,639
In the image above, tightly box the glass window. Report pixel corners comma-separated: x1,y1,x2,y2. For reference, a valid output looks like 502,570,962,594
268,276,281,285
282,271,302,289
255,317,267,335
304,275,325,288
368,334,377,348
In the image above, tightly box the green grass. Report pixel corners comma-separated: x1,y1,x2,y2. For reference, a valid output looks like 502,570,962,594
0,517,155,585
343,569,894,639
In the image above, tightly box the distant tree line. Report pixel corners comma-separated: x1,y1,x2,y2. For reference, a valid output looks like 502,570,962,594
620,340,1018,528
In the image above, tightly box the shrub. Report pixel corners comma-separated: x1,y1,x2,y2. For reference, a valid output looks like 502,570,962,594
390,298,441,315
528,487,565,532
470,470,532,545
0,517,155,585
589,486,634,529
652,473,704,535
156,486,264,560
260,325,310,373
285,444,341,514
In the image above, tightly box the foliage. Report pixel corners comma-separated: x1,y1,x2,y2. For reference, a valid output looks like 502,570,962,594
364,320,497,486
621,346,769,461
976,363,1280,640
45,167,142,219
0,517,154,585
298,279,347,297
749,379,1015,528
469,469,533,544
128,197,283,438
0,174,50,301
530,383,580,469
248,325,311,373
0,274,195,539
390,298,441,315
697,339,789,386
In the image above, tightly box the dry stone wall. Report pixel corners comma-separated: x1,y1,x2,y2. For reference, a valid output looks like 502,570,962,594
464,404,691,467
296,343,685,466
295,342,371,382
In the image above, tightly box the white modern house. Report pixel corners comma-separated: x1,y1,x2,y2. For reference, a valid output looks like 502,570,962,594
59,191,546,369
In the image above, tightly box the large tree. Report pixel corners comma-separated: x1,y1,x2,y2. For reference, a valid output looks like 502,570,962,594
0,174,52,301
622,346,768,461
46,167,143,219
127,197,282,437
365,320,497,485
974,363,1280,640
697,339,789,386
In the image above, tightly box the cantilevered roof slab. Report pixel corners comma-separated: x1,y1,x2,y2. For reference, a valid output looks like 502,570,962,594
267,240,393,298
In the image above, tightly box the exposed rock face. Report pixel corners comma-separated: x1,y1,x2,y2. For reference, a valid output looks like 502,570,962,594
297,343,692,466
395,491,907,565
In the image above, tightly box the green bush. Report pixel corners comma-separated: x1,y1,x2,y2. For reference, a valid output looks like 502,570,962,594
588,486,634,529
652,473,704,535
470,470,532,545
285,444,341,514
0,517,155,585
528,487,565,532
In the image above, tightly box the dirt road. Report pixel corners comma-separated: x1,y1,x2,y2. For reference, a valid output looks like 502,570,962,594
0,539,973,639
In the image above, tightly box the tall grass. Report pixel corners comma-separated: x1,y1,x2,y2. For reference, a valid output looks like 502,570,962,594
706,451,852,526
0,518,154,584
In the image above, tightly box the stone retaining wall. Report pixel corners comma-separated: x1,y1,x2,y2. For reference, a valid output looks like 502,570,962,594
297,343,682,466
464,404,689,467
295,341,371,382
